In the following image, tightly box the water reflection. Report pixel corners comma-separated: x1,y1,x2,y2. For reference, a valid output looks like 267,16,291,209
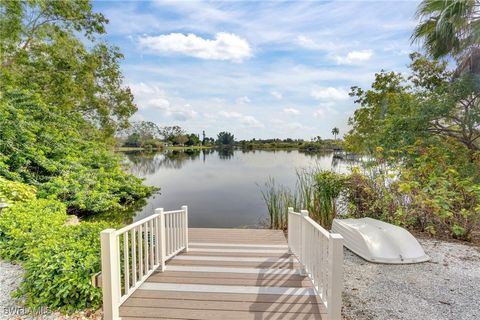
217,147,234,160
125,149,204,176
124,149,353,227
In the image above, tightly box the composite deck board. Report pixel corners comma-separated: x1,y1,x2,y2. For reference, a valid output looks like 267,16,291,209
146,276,312,287
130,290,325,305
119,228,326,320
166,259,301,268
182,251,291,257
122,297,322,313
152,270,307,280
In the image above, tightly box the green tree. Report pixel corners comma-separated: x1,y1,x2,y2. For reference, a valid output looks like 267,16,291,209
412,0,480,74
126,121,161,140
173,134,188,146
216,132,235,146
331,128,339,140
161,126,186,144
346,53,480,154
0,90,153,214
0,0,136,136
121,121,162,148
186,133,201,146
124,133,142,148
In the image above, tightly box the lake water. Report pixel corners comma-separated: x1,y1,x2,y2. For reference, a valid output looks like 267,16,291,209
125,149,352,228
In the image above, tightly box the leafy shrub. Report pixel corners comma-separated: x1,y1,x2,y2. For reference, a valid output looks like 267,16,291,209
17,222,112,312
0,90,154,216
38,164,153,215
345,168,399,223
346,142,480,240
0,199,67,261
143,139,164,150
312,171,348,228
261,170,347,230
0,176,37,204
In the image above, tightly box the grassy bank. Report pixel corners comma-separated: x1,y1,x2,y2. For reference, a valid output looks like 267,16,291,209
166,145,213,150
239,140,341,151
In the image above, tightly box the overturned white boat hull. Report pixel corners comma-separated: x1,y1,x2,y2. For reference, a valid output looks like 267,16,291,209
332,218,429,264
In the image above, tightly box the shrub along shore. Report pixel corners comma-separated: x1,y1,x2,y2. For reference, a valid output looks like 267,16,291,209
0,1,155,314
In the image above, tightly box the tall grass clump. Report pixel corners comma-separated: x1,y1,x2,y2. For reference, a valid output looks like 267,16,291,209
260,169,347,230
260,178,298,229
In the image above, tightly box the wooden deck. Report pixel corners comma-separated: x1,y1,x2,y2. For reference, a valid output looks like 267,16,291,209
119,228,327,319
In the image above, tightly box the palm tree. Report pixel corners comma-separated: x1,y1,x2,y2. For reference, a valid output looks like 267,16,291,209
331,127,339,140
412,0,480,74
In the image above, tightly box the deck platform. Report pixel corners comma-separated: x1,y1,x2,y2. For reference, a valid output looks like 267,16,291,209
119,228,327,319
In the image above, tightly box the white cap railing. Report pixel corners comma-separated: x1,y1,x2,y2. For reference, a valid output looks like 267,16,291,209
100,206,188,320
287,207,343,320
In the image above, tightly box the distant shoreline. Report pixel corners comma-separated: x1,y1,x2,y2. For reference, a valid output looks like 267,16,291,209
115,146,213,152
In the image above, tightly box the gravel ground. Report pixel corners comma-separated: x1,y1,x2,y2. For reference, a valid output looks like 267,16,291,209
342,238,480,320
0,260,24,320
0,260,100,320
2,239,479,319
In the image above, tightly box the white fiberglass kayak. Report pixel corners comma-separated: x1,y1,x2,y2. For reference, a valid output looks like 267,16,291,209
332,218,429,264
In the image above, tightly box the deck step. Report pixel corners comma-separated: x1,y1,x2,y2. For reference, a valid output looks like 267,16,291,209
189,248,289,253
140,282,317,296
172,255,297,263
165,265,302,275
189,242,288,249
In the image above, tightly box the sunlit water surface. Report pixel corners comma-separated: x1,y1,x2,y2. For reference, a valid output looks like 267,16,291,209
125,149,353,228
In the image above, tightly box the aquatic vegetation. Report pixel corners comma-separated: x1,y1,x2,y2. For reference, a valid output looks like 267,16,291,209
261,169,347,230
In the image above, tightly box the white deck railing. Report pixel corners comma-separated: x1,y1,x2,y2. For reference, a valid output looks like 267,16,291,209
100,206,188,320
287,208,343,320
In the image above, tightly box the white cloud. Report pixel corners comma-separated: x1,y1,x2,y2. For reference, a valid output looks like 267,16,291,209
220,111,264,128
270,118,284,124
236,96,251,104
129,82,165,97
295,35,342,51
139,32,252,62
220,111,242,118
335,50,373,64
283,108,300,115
311,87,349,101
286,122,309,131
171,107,198,121
271,91,283,100
296,35,316,48
241,115,263,128
147,98,170,110
129,82,198,121
313,109,325,119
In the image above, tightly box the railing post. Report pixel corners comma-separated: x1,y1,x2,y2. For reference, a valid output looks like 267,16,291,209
300,210,308,275
100,229,120,320
287,207,293,251
156,208,166,272
181,205,189,252
327,233,343,320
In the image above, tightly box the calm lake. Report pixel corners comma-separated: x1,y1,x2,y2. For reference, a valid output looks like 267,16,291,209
125,149,352,228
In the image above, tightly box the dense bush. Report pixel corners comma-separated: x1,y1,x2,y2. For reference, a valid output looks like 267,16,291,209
0,198,117,312
312,171,347,228
0,90,154,215
17,222,112,312
0,177,37,204
38,164,152,215
0,199,67,261
346,142,480,241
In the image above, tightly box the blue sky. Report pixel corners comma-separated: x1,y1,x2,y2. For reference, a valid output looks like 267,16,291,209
94,0,422,140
